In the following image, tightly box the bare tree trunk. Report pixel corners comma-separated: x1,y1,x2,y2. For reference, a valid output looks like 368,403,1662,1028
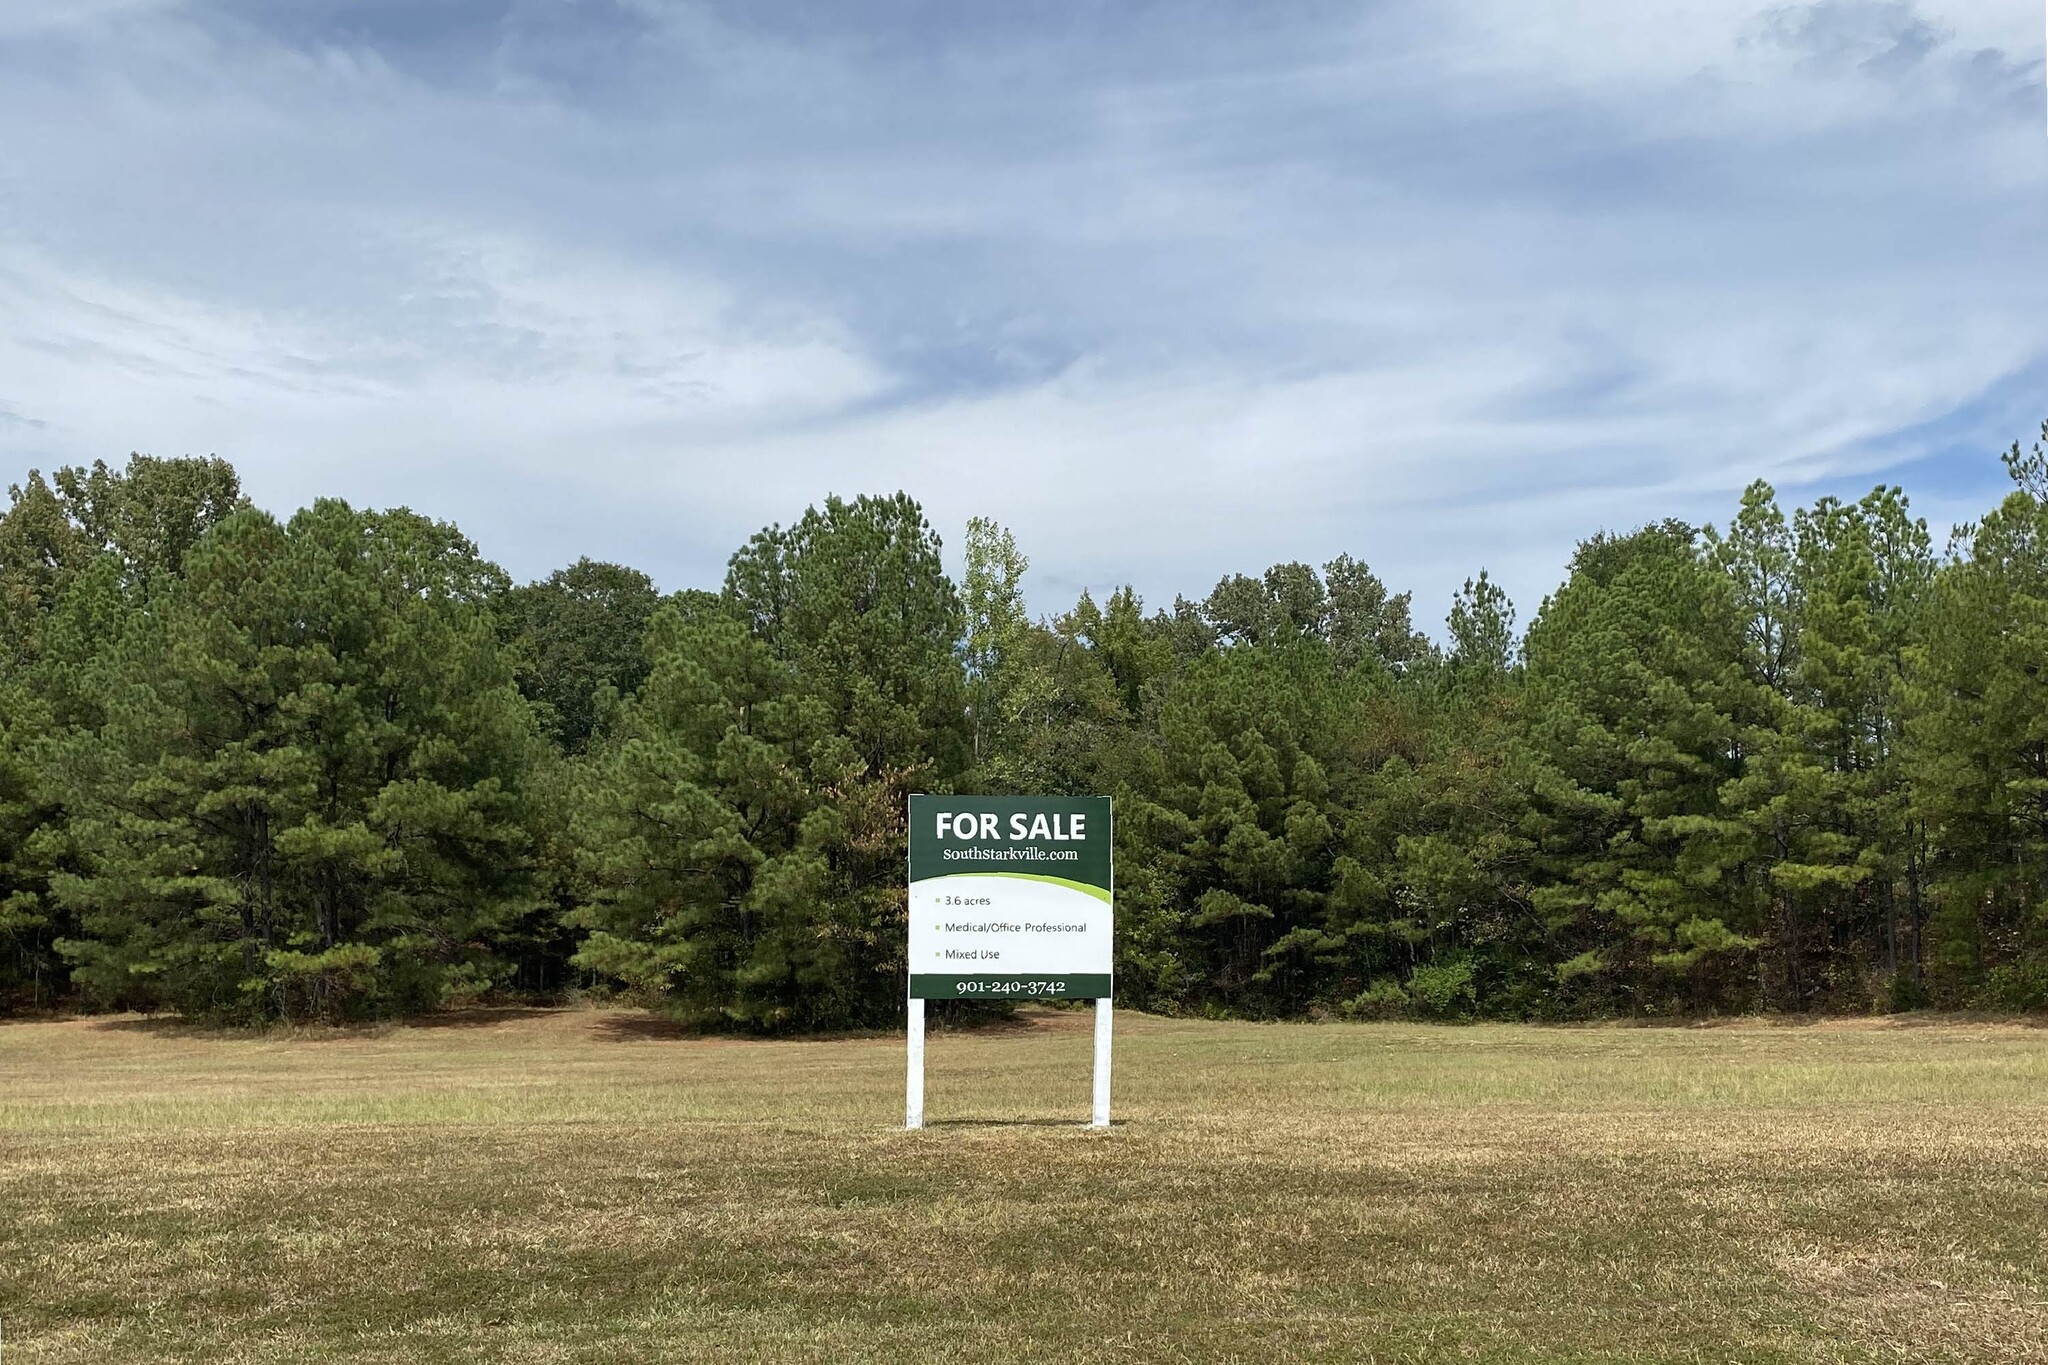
257,806,275,950
1908,824,1925,986
1884,874,1898,977
319,865,337,950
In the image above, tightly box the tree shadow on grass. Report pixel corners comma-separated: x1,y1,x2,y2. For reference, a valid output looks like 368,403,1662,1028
589,1012,695,1043
86,1013,264,1039
79,1004,556,1041
927,1005,1091,1036
403,1006,555,1030
581,1005,1081,1045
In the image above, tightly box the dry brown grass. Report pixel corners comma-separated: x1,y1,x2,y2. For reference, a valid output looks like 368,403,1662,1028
4,1007,2046,1362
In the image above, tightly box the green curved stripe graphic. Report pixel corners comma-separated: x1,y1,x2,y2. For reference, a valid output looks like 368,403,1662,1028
932,871,1113,904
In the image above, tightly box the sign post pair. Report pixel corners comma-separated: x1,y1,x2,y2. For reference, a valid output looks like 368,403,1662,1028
905,794,1114,1130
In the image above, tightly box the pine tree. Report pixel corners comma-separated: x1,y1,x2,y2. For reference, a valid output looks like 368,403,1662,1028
1521,522,1760,1012
0,678,63,1007
1120,640,1355,1011
1,455,248,1010
51,501,539,1021
1446,569,1517,686
572,494,968,1030
1907,452,2048,1006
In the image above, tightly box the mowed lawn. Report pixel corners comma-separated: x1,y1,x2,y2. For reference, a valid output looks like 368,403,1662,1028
4,1008,2047,1364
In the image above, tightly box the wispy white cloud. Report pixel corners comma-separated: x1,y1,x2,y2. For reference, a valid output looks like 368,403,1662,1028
0,0,2041,626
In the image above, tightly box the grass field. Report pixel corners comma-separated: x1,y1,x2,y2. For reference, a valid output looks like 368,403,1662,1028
4,1007,2047,1363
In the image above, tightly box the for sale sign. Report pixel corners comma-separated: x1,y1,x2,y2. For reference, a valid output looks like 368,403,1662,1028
907,794,1113,1000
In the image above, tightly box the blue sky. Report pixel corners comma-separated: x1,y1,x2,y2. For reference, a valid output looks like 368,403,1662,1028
0,1,2042,627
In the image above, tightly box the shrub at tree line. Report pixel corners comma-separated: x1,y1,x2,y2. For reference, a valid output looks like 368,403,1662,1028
4,429,2048,1025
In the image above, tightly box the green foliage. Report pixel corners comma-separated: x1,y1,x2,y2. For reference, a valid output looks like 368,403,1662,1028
46,500,540,1021
1446,569,1516,679
570,495,967,1030
1342,976,1410,1019
0,455,250,1007
1906,463,2048,1005
1116,641,1362,1012
1406,956,1477,1017
13,421,2048,1028
962,517,1033,770
50,454,245,589
1976,959,2048,1012
1324,554,1433,674
0,473,91,672
500,558,661,751
0,678,66,1007
1520,520,1759,1010
725,492,967,780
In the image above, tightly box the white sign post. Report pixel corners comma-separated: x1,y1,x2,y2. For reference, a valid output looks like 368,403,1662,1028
905,795,1114,1130
1091,997,1112,1128
905,997,925,1129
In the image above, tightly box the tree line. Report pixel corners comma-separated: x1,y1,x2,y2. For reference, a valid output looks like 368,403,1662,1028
4,428,2047,1026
